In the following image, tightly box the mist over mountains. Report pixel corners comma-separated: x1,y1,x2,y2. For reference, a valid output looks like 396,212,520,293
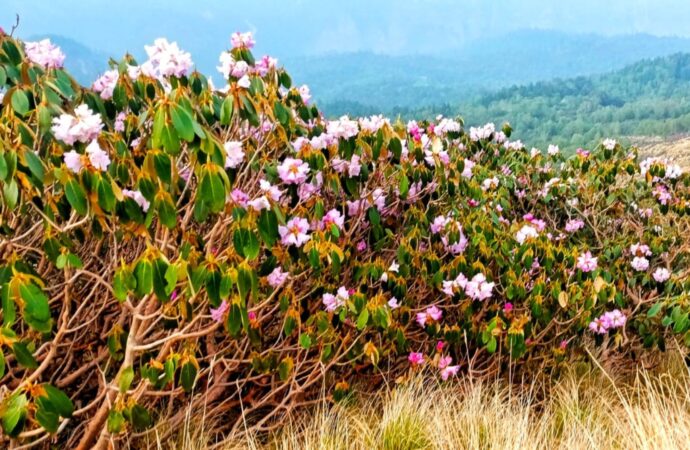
30,30,690,111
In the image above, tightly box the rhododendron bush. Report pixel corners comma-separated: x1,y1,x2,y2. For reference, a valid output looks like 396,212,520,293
0,30,689,447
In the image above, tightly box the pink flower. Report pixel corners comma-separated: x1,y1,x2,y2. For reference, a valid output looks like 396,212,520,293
503,303,513,314
630,256,649,272
347,154,362,177
277,157,310,185
224,141,245,169
231,31,255,49
279,217,311,247
230,188,249,208
464,273,494,301
267,267,289,288
114,112,126,132
417,305,443,327
320,209,344,231
141,38,193,79
25,39,65,69
603,309,626,328
85,140,110,172
356,241,367,252
564,219,585,233
122,189,151,212
298,85,311,104
259,180,283,202
653,267,670,283
576,251,598,273
248,196,270,211
439,355,459,380
588,317,608,334
63,150,83,173
51,104,103,145
430,215,450,234
210,300,229,323
435,341,445,352
322,286,350,312
92,70,119,100
629,243,652,257
388,297,400,309
408,352,424,366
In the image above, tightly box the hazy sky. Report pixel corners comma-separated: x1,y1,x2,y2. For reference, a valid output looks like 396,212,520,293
4,0,690,59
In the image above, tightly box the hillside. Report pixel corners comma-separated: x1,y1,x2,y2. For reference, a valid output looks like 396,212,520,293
289,30,690,114
377,53,690,150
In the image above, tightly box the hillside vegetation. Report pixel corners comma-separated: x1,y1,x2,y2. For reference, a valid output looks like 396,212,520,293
0,31,689,449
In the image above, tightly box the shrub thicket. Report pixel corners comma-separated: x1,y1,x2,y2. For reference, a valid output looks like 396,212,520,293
0,31,689,447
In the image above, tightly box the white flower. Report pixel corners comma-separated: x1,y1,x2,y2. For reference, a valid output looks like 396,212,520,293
122,189,150,212
85,140,110,172
515,225,539,244
63,150,83,173
224,141,245,169
652,267,670,283
602,139,617,150
630,257,649,272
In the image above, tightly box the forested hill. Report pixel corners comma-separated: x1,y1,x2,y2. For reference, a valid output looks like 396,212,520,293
290,30,690,114
376,53,690,151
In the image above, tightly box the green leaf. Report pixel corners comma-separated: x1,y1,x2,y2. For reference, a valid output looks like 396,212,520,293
647,302,663,318
179,362,197,393
157,198,177,229
134,259,153,297
11,89,29,116
35,398,59,433
356,308,369,330
107,410,125,434
119,366,134,393
129,404,151,431
299,333,312,350
273,101,289,126
65,179,88,215
19,282,51,332
198,168,226,213
257,210,278,247
170,104,195,142
42,385,74,418
12,342,37,369
3,179,18,209
24,149,44,184
1,393,27,436
220,96,234,125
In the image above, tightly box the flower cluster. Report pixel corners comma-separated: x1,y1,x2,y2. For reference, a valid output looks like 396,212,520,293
24,39,65,69
589,309,627,334
51,104,104,145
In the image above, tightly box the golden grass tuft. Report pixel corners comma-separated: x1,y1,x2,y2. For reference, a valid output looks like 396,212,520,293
151,352,690,450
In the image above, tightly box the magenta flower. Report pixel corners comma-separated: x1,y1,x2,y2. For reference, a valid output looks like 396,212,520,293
279,217,311,247
503,303,513,314
210,300,229,323
408,352,424,367
576,251,598,273
277,157,310,185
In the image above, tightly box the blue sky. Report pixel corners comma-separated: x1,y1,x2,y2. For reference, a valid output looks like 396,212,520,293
4,0,690,59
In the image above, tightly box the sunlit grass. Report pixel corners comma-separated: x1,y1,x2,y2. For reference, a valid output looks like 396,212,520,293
153,352,690,450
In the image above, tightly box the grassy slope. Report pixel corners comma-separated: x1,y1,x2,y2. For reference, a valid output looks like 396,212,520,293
150,352,690,449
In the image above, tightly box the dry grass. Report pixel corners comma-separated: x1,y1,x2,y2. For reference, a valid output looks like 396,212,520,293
151,352,690,450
